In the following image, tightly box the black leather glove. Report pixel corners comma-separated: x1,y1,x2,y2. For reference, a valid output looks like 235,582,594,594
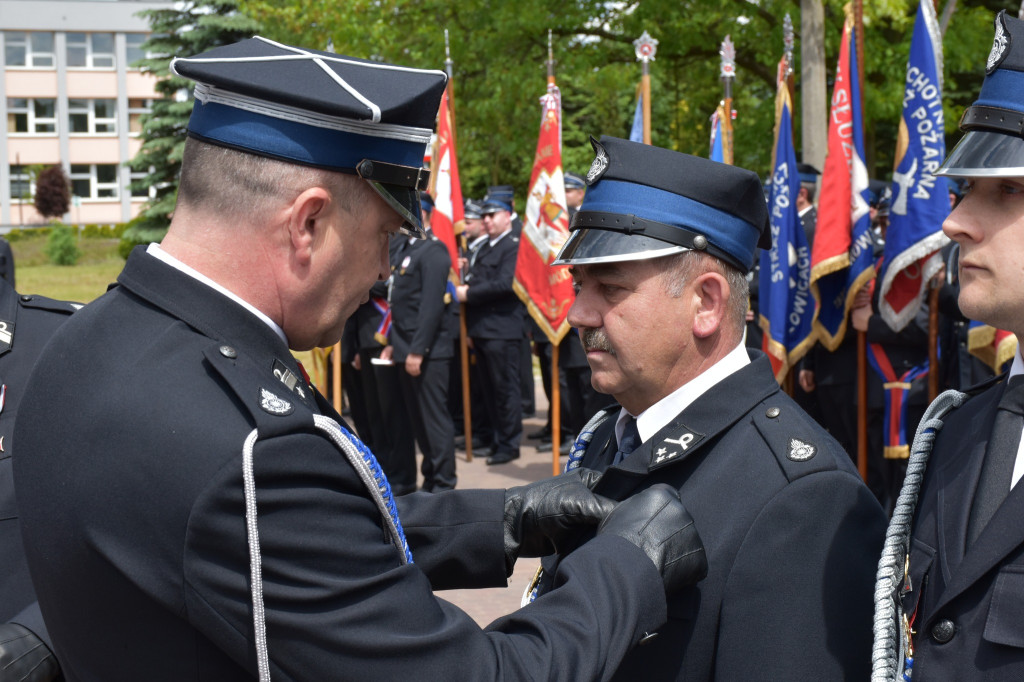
596,484,707,593
503,468,614,575
0,623,60,682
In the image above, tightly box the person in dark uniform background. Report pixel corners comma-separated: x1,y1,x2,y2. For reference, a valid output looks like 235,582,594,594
875,12,1024,680
456,196,525,465
535,136,886,680
383,194,459,491
13,39,707,680
0,279,77,681
484,185,536,418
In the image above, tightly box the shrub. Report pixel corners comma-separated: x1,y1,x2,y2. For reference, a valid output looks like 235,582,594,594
35,166,71,219
44,223,81,266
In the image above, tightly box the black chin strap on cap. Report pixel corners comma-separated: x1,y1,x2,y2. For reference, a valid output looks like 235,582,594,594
571,210,746,271
959,105,1024,137
356,159,431,191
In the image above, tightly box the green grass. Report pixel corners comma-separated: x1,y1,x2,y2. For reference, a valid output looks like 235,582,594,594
10,232,124,303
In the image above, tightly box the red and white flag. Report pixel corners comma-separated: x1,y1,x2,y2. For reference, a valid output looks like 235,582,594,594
514,83,574,344
429,88,463,278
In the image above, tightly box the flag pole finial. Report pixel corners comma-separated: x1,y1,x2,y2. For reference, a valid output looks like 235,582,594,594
783,14,795,77
633,30,658,63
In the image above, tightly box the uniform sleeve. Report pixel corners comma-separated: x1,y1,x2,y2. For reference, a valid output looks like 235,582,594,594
409,243,452,356
714,471,886,680
186,428,668,681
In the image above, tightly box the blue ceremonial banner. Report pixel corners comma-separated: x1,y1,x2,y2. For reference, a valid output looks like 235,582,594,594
759,83,814,380
809,12,875,350
878,0,948,331
629,92,644,143
709,105,724,163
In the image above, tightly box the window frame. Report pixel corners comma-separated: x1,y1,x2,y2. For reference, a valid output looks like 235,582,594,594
8,165,35,203
69,163,120,201
4,31,56,69
7,97,57,135
67,98,118,136
65,32,115,70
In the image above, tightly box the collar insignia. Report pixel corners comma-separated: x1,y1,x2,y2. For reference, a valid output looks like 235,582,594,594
788,438,816,461
988,14,1010,74
260,388,293,416
272,359,306,400
0,319,13,351
650,428,704,469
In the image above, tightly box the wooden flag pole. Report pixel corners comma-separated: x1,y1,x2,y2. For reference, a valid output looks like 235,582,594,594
547,30,563,475
853,2,869,483
332,342,343,414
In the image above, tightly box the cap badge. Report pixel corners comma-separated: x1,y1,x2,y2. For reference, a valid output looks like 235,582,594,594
587,140,610,185
788,438,817,462
260,388,293,416
987,13,1010,75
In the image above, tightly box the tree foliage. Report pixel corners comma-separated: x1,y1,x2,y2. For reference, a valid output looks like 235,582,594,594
45,224,82,266
240,0,999,203
124,0,261,253
34,165,70,220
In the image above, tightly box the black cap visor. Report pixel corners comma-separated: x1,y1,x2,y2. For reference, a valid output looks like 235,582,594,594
357,159,429,238
553,228,687,265
936,130,1024,178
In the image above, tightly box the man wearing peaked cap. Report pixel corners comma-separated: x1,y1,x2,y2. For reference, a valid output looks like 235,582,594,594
874,11,1024,681
534,136,886,680
13,40,708,680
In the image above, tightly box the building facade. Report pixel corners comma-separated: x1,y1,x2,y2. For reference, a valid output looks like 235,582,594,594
1,0,171,227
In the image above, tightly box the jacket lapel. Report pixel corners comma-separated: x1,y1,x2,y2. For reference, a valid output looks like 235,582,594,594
931,384,1024,615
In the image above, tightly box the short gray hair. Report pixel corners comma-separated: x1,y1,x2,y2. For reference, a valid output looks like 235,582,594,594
176,137,371,221
660,250,749,330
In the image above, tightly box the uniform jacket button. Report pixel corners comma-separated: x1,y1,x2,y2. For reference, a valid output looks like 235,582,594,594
931,618,956,644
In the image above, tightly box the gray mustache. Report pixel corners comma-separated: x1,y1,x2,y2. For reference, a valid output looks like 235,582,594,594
580,328,615,355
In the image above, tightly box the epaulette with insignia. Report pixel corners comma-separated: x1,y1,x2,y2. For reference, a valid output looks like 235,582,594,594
752,401,837,482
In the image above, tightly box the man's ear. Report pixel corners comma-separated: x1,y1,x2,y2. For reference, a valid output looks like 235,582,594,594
691,271,728,339
286,187,331,265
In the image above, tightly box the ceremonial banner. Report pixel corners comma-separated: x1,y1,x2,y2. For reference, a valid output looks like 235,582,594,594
810,11,875,350
629,91,644,143
709,104,725,163
759,76,815,381
514,83,574,344
968,322,1018,374
878,0,948,331
429,89,464,278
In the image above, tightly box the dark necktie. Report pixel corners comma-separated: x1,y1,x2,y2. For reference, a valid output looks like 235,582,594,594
968,375,1024,546
612,416,640,465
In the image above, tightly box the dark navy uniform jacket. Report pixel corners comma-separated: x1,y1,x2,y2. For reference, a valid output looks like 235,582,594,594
389,234,457,362
903,378,1024,679
541,352,887,680
14,248,667,681
464,232,522,340
0,281,76,645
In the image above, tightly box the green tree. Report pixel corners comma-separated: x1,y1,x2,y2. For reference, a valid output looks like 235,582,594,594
45,224,82,266
34,165,70,220
241,0,994,196
124,0,261,257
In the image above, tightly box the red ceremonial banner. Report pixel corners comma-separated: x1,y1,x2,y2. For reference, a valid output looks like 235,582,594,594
429,89,463,278
513,83,574,344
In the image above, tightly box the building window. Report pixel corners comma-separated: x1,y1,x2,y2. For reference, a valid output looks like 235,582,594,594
4,31,55,68
128,98,152,135
125,33,147,67
66,32,115,69
7,98,57,134
68,99,117,135
70,164,119,200
130,169,153,199
9,165,34,201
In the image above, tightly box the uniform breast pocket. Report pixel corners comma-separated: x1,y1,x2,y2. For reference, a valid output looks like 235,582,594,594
983,565,1024,648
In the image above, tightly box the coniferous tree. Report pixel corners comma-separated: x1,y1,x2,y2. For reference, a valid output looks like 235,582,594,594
34,165,70,220
124,1,260,257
